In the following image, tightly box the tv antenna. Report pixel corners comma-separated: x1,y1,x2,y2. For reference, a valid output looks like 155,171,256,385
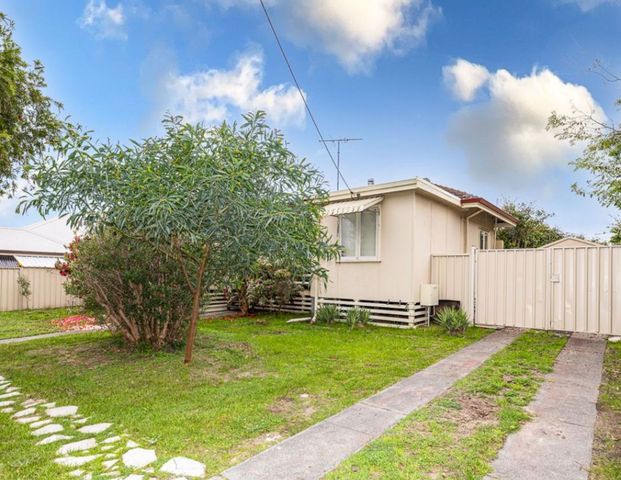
319,138,362,190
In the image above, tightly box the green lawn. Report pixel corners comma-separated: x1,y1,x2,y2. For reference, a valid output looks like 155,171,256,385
590,341,621,480
327,330,567,480
0,314,489,478
0,307,83,340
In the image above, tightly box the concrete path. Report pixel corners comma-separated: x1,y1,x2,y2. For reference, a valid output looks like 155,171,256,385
219,328,521,480
485,333,606,480
0,329,103,345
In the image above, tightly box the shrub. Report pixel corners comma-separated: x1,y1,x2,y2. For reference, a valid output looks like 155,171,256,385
435,307,469,336
58,231,193,349
346,307,371,329
16,273,31,308
315,304,340,324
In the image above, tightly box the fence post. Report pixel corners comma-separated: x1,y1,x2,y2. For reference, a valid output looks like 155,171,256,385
469,247,477,324
408,302,417,328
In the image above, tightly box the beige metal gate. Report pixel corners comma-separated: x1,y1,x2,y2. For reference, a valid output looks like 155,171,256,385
432,246,621,335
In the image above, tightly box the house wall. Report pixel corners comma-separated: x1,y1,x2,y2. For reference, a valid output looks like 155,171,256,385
544,238,597,248
466,214,497,250
317,190,477,303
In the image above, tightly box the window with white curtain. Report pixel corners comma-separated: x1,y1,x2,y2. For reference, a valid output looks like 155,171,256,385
339,208,379,260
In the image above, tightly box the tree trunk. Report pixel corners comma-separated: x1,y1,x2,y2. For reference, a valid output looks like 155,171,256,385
238,280,249,316
183,244,210,364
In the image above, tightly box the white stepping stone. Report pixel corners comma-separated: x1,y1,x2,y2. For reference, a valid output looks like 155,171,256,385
1,407,14,413
610,336,621,343
57,438,97,455
54,455,100,467
68,469,83,477
102,435,121,444
22,399,45,407
30,419,52,428
13,407,36,418
72,417,88,424
47,405,78,417
101,445,115,451
32,423,64,436
5,386,18,393
126,440,139,448
104,453,116,459
0,375,5,380
0,384,9,391
78,422,112,434
122,448,156,468
103,459,118,469
15,415,41,424
42,402,56,408
0,391,21,399
37,434,73,445
124,475,143,480
160,457,206,478
0,400,15,407
83,474,93,480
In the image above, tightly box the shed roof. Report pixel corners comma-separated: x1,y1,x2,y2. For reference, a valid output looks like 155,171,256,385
14,255,62,268
0,255,18,268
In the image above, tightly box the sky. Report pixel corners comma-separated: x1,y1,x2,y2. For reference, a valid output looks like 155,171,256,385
1,0,620,239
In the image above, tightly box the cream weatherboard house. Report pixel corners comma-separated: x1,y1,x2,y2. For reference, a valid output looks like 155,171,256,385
310,177,518,327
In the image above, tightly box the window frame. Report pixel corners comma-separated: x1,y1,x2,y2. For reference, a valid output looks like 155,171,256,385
337,206,381,262
479,230,490,250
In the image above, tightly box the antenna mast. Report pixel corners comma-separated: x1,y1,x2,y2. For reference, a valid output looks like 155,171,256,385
319,138,362,190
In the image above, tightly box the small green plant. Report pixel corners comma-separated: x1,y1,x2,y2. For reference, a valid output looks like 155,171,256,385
17,273,31,309
315,304,340,324
435,307,469,336
346,307,371,329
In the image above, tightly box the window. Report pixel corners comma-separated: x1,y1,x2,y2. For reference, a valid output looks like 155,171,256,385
479,230,489,250
339,208,379,260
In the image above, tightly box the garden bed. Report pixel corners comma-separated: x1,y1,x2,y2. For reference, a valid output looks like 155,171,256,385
0,313,489,478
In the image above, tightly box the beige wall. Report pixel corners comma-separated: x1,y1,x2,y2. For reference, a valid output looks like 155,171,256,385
316,190,498,303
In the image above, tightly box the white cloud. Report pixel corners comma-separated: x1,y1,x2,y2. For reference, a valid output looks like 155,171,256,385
445,59,606,181
212,0,441,73
78,0,126,39
163,51,305,127
443,59,490,101
557,0,621,11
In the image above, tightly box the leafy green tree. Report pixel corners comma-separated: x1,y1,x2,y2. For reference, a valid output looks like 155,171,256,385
497,201,564,248
610,219,621,245
21,112,339,362
548,61,620,240
0,13,70,194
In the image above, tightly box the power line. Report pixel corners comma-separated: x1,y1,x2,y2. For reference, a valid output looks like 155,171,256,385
258,0,355,196
319,138,362,191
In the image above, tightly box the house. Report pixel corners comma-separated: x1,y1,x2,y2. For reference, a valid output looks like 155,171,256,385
311,177,518,326
542,237,600,248
0,217,77,311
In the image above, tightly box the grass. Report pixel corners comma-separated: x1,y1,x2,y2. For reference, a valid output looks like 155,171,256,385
327,330,567,480
590,341,621,480
0,313,489,478
0,307,83,340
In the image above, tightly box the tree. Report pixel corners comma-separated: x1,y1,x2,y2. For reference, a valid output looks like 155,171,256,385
0,13,71,194
610,219,621,245
21,112,339,362
548,60,620,240
497,201,564,248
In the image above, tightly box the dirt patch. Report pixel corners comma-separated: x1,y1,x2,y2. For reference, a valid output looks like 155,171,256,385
442,394,500,436
268,393,322,424
27,341,125,369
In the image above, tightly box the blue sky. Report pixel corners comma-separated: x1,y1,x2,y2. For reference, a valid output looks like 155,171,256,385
2,0,620,238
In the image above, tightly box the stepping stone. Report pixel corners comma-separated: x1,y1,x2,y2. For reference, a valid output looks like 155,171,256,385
103,435,121,444
5,386,18,393
101,445,115,451
32,423,64,436
15,415,41,424
78,422,112,434
22,399,45,408
68,470,84,477
105,453,116,459
0,391,21,399
13,407,36,418
610,336,621,343
47,405,78,417
102,459,118,469
0,400,15,407
37,434,73,445
124,475,143,480
42,402,56,408
30,419,52,428
0,384,9,391
1,407,14,413
57,438,97,455
126,440,139,448
160,457,206,478
54,455,100,467
122,448,156,468
72,417,88,425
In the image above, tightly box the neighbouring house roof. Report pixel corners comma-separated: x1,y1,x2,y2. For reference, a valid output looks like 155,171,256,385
0,217,75,255
324,197,383,216
14,255,62,268
542,237,600,248
327,177,518,227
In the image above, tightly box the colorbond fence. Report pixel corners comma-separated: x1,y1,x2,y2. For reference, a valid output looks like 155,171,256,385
0,268,79,311
432,246,621,336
